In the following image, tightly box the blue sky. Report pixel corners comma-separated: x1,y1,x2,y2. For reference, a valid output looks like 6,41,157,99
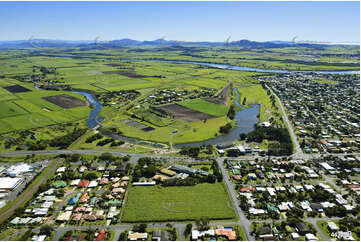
0,1,359,42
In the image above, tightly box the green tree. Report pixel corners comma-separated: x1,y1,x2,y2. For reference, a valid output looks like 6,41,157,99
40,225,54,236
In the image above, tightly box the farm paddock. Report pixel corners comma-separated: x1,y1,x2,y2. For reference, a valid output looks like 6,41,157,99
156,104,216,122
3,84,31,93
42,94,88,109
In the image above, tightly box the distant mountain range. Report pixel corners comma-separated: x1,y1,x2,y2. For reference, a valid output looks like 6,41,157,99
0,38,358,49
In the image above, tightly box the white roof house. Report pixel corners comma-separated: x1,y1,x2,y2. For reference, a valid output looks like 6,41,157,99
57,211,72,221
300,201,312,212
32,235,46,241
107,206,120,219
344,205,355,211
304,185,314,191
335,194,348,205
249,208,266,215
305,233,317,241
65,206,73,211
319,183,331,190
191,229,215,240
327,222,339,231
42,196,56,202
291,233,300,239
320,162,335,171
44,188,55,195
321,202,335,208
236,145,246,153
56,167,66,173
41,201,53,208
267,187,276,196
10,217,21,225
294,185,303,192
278,203,289,211
71,179,81,186
256,187,266,192
33,208,48,216
88,180,98,188
275,186,286,192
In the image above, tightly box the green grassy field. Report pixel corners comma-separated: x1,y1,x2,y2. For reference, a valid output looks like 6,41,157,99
0,76,91,133
104,115,229,145
1,45,357,145
0,101,28,118
122,183,236,222
178,99,228,117
312,79,339,84
236,84,282,124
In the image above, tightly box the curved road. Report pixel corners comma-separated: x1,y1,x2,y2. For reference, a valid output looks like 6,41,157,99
265,84,303,158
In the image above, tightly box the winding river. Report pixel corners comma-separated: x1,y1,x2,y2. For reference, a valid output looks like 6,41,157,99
74,59,358,147
123,59,360,75
73,91,103,129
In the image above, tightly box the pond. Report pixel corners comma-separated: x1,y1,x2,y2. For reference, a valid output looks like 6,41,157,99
174,88,259,148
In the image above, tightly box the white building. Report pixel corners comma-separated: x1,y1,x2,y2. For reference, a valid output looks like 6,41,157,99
6,163,32,177
305,233,317,241
0,177,23,190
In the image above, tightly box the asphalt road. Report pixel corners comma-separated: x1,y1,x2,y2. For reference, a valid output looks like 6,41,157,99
216,158,255,241
0,149,358,160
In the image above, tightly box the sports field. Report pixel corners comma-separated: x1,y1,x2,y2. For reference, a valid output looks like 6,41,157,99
122,182,236,222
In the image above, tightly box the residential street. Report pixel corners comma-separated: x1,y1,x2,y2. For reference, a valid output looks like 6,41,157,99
216,158,255,241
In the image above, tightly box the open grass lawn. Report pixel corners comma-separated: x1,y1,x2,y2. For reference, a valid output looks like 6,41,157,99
236,84,282,124
312,78,339,84
178,98,228,117
122,182,236,222
107,116,228,145
0,101,28,118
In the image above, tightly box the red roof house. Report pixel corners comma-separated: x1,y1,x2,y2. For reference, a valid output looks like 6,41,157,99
78,180,89,188
95,230,106,241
